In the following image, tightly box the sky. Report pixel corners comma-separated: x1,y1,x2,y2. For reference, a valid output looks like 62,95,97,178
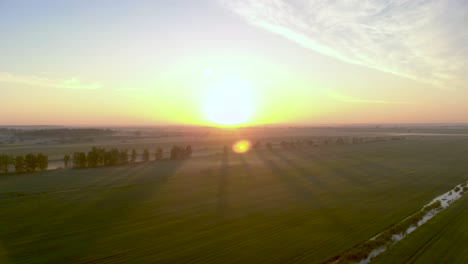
1,0,467,126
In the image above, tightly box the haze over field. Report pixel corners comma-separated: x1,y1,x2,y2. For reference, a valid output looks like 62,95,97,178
1,2,468,263
1,0,467,126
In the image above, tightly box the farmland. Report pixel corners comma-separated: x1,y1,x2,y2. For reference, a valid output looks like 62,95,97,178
373,193,468,263
0,127,468,263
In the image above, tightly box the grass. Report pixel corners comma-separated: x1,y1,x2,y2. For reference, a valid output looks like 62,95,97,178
372,195,468,263
0,138,468,263
335,200,444,263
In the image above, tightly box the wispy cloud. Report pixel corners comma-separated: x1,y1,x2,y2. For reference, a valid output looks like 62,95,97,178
327,91,408,104
0,72,102,90
221,0,468,89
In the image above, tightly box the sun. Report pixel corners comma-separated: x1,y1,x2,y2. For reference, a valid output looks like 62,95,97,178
203,80,254,126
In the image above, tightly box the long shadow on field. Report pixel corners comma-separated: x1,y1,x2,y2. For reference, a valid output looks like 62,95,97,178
253,150,346,228
321,155,384,188
254,150,319,200
239,155,257,213
0,164,152,263
286,148,369,186
307,145,405,189
216,154,230,219
272,149,331,193
257,150,347,229
287,146,397,188
35,160,187,262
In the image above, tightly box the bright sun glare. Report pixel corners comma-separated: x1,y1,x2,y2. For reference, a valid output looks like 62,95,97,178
204,80,253,126
232,140,252,154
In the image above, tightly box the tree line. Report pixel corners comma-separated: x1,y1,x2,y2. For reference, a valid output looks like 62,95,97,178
219,136,405,155
0,153,48,174
65,145,193,169
170,145,192,160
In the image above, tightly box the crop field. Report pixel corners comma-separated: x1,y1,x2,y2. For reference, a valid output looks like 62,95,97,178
373,193,468,263
1,135,467,263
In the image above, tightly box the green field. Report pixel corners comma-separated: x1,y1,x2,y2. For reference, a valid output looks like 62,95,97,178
1,138,467,263
373,194,468,263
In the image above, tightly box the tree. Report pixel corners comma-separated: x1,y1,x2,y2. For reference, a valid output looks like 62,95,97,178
37,153,48,171
14,155,25,173
78,152,87,168
107,149,120,166
266,142,273,150
119,149,129,164
97,147,105,166
131,149,137,163
0,155,12,174
25,153,37,173
185,145,193,159
170,146,178,160
64,154,70,168
87,147,99,168
72,152,80,168
336,137,345,145
73,152,87,168
142,149,149,162
155,147,163,161
280,141,288,149
0,155,4,174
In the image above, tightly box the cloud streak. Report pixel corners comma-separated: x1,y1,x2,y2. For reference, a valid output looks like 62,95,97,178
222,0,468,89
0,72,102,90
327,91,408,104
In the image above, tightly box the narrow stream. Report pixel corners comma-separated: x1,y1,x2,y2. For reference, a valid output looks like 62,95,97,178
355,181,467,264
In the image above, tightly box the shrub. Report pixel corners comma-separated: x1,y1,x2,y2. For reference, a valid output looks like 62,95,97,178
423,200,442,212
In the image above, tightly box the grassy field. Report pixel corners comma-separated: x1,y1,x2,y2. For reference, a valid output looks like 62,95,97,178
373,194,468,263
1,137,467,263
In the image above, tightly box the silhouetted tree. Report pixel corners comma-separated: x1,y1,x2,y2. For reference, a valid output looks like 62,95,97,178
87,147,99,168
280,141,288,149
170,145,178,160
142,149,149,162
37,153,48,171
73,152,87,168
72,152,80,168
185,145,193,158
131,149,137,163
25,153,37,173
14,155,25,173
64,154,70,168
169,145,192,160
155,147,163,161
97,147,105,166
0,155,13,174
104,149,120,166
119,149,129,164
78,152,87,168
